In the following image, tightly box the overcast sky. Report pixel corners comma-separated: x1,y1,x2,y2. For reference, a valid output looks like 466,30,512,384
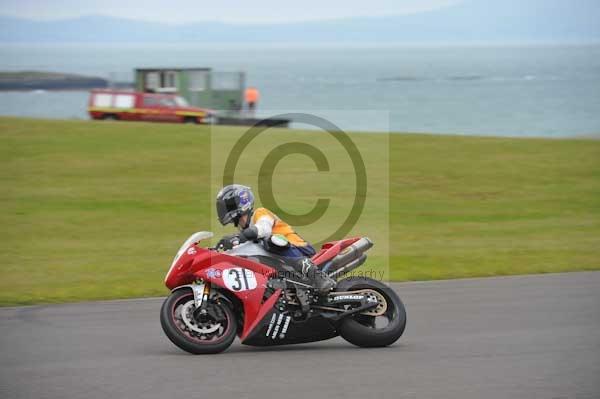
0,0,462,24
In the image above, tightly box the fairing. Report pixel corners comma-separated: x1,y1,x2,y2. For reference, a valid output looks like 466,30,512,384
241,309,338,346
165,236,278,339
164,232,358,346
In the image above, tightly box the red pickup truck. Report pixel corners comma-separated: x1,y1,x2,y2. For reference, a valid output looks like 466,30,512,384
88,89,215,124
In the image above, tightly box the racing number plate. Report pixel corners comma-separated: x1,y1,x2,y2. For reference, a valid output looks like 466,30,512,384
223,268,257,292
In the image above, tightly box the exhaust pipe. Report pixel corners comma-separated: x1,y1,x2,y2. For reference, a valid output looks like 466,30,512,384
323,237,373,274
328,254,367,279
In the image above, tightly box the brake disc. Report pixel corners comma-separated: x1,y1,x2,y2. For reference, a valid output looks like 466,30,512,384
180,301,221,334
359,289,388,317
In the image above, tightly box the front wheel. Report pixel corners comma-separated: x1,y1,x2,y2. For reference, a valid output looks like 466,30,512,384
160,289,237,354
337,277,406,347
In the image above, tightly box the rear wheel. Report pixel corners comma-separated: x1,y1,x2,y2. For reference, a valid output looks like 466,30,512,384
337,277,406,347
160,289,237,354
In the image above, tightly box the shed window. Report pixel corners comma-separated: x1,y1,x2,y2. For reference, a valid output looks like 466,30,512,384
188,70,208,91
163,71,178,89
145,72,160,90
212,72,242,90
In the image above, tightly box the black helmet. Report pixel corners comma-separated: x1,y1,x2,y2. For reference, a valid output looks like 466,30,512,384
216,184,254,226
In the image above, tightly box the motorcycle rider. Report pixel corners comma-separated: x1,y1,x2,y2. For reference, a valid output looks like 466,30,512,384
215,184,335,295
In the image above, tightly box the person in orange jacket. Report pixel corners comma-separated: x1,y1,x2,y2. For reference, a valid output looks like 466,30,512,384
244,87,260,113
215,184,335,294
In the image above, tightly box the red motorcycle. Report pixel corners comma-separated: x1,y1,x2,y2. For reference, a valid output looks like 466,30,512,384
160,232,406,354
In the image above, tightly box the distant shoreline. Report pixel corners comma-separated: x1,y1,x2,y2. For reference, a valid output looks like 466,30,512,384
0,71,131,91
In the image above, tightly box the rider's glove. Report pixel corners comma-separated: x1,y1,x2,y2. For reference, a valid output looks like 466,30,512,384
239,225,258,242
216,234,240,251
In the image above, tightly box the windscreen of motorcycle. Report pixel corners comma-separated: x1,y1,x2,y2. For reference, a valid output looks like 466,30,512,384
165,231,214,282
227,242,272,257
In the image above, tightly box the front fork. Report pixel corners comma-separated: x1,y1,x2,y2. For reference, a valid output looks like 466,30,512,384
190,280,212,319
186,280,211,307
191,280,210,305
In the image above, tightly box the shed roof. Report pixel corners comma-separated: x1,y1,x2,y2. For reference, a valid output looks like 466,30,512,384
135,67,212,72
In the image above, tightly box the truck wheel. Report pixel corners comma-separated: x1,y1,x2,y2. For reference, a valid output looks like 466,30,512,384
184,117,199,124
102,114,118,121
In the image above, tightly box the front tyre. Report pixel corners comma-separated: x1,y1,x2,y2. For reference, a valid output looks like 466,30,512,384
337,277,406,347
160,289,237,354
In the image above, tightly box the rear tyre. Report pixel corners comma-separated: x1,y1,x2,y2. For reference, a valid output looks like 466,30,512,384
337,277,406,347
160,289,237,354
102,114,118,121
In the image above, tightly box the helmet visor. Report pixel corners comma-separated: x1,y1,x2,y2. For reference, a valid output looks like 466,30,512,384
216,196,239,225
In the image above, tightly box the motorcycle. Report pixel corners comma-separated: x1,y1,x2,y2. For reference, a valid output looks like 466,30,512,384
160,232,406,354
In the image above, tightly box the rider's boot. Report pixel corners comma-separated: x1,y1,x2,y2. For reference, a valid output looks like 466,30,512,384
295,288,311,313
300,258,336,295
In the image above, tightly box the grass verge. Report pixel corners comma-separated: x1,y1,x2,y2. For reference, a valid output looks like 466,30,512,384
1,117,599,305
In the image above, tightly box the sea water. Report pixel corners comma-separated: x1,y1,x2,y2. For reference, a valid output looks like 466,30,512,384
1,43,599,137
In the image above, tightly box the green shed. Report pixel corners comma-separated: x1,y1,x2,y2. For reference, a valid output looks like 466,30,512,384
134,68,245,113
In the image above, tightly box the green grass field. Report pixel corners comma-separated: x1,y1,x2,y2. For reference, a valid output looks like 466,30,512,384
1,117,599,306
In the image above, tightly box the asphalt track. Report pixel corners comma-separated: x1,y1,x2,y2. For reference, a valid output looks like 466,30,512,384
1,272,599,399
